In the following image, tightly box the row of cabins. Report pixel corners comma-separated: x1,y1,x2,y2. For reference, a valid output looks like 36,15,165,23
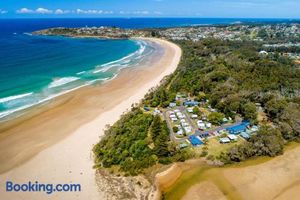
220,121,259,143
186,121,259,147
188,121,258,146
169,109,186,121
169,109,192,135
219,134,238,143
197,120,212,130
226,121,258,139
186,104,214,131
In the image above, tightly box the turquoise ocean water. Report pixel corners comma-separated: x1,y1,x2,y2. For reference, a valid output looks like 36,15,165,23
0,21,155,121
1,18,298,121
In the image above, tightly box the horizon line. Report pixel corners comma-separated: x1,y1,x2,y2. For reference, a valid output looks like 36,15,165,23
1,17,300,20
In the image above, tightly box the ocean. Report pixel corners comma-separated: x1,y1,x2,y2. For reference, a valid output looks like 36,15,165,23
0,18,298,121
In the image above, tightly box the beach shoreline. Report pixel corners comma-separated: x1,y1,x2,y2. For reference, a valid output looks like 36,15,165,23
0,37,148,126
0,37,182,200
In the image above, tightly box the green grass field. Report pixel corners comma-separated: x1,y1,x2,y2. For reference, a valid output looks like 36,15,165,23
207,137,245,158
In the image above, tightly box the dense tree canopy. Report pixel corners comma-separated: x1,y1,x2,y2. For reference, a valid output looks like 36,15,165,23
220,126,284,163
144,39,300,124
95,38,300,173
94,108,191,175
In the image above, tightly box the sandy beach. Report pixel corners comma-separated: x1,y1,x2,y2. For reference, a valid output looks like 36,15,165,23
0,38,182,200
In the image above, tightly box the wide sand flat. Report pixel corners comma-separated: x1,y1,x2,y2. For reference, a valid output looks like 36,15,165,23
224,145,300,200
0,38,182,200
182,181,227,200
158,145,300,200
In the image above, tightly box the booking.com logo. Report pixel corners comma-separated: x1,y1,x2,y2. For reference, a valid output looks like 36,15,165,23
6,181,81,194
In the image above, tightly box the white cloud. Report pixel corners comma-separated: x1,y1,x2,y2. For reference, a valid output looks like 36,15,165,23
16,7,158,16
17,7,70,15
17,7,53,14
76,9,101,14
76,9,115,14
119,10,150,15
36,8,53,14
17,8,34,14
0,9,8,14
103,11,114,14
54,9,70,14
75,9,114,14
54,9,64,14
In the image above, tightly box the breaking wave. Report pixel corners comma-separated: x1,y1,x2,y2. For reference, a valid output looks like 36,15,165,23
48,77,80,88
0,92,33,104
1,39,154,121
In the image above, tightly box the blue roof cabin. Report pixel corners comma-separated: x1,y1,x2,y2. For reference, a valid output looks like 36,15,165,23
226,121,250,135
184,101,200,106
227,124,247,134
188,135,203,146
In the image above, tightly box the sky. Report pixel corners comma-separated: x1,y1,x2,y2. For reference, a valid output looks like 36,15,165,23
0,0,300,18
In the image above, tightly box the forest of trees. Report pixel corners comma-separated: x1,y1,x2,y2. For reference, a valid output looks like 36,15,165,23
166,39,299,162
263,46,300,54
219,126,285,163
93,108,191,175
145,39,300,122
94,37,300,174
